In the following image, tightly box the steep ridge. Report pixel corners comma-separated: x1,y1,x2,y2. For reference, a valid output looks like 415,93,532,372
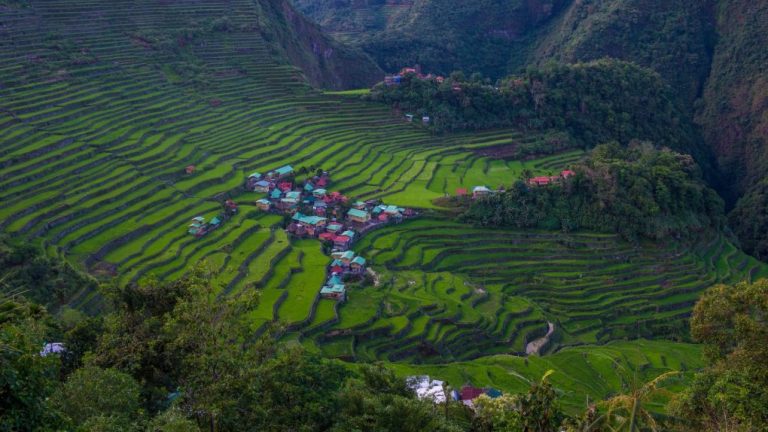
0,0,377,90
292,0,571,78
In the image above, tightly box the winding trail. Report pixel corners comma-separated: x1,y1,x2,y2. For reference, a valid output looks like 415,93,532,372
526,322,554,356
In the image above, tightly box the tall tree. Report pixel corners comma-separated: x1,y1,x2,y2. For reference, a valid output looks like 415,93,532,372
670,280,768,431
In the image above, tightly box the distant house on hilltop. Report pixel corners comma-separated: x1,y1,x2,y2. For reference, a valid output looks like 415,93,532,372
472,186,491,199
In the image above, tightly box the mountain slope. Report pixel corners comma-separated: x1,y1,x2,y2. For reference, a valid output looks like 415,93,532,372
292,0,571,78
260,0,382,89
705,1,768,258
0,0,377,90
530,0,716,105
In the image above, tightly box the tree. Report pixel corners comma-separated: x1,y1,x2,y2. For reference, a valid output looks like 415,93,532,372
470,371,565,432
52,366,142,427
0,293,64,431
670,280,768,431
600,371,678,431
161,265,271,431
333,364,463,432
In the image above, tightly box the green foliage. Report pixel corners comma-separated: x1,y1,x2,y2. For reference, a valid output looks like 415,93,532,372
52,366,142,427
0,295,64,431
670,280,768,431
729,179,768,260
333,364,464,432
532,0,715,105
368,60,699,157
0,236,99,310
293,0,570,78
472,372,565,432
462,142,724,242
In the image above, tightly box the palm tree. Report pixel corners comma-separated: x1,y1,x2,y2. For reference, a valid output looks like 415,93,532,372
600,370,679,431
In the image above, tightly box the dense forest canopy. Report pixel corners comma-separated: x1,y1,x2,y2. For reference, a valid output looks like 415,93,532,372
3,258,764,430
368,60,703,160
462,142,725,242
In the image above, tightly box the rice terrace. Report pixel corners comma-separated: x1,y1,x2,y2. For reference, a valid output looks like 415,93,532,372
2,0,767,428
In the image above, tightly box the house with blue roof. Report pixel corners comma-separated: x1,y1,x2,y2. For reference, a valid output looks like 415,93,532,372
347,208,370,224
320,284,346,301
253,180,271,192
351,256,366,273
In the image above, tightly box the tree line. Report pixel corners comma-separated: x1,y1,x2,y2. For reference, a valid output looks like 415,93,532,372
367,59,703,161
2,247,765,431
461,142,725,243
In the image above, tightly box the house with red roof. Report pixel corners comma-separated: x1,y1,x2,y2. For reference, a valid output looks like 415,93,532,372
333,235,351,249
528,176,552,186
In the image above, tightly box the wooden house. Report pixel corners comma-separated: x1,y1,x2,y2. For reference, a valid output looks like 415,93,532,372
340,250,355,266
422,116,430,125
472,186,491,199
185,165,196,174
347,208,370,224
528,176,552,186
350,256,366,273
320,284,346,301
313,201,327,216
327,222,344,234
253,180,271,192
333,235,351,250
256,199,272,211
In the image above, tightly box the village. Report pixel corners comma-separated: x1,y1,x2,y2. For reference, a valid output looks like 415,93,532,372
185,165,575,302
462,169,576,199
245,165,415,303
407,375,504,408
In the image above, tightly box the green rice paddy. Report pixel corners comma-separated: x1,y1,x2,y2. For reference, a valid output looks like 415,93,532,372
0,0,759,404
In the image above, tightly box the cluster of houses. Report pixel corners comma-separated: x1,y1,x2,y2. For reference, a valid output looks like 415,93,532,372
384,65,445,86
347,200,415,227
244,167,416,302
407,376,503,409
405,113,430,125
320,249,367,302
455,169,577,200
250,168,354,220
528,169,576,187
187,199,239,237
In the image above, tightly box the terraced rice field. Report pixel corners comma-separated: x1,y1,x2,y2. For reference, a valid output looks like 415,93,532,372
386,339,704,413
316,219,767,362
0,0,761,402
0,0,576,295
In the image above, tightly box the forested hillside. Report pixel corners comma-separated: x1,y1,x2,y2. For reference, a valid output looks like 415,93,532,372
292,0,571,78
2,0,767,429
297,0,768,261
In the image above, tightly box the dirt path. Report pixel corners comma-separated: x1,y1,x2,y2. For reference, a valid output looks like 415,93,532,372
525,322,554,356
366,267,380,287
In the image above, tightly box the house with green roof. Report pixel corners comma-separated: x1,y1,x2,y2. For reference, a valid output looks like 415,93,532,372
275,165,294,177
347,208,370,224
256,199,272,211
320,284,346,301
327,222,344,233
351,256,366,272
